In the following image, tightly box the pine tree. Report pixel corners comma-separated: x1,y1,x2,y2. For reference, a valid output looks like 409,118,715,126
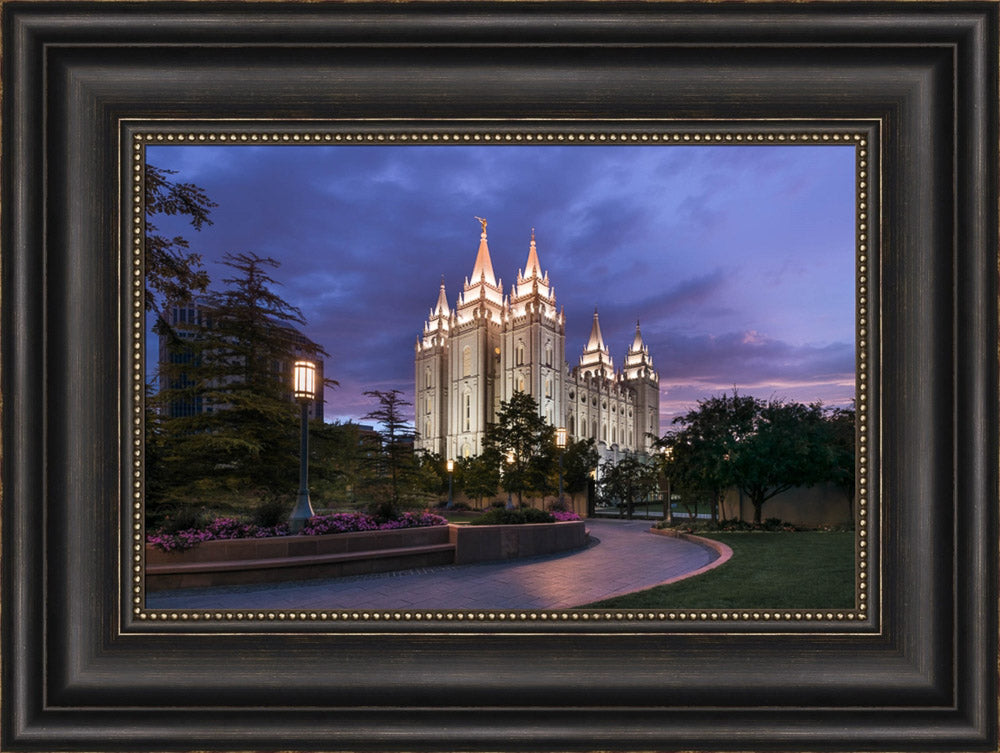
152,252,329,506
361,389,417,520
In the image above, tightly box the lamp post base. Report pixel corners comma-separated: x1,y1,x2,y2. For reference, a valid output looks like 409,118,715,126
288,492,314,534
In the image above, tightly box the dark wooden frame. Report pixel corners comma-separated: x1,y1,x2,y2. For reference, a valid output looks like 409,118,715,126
3,2,997,751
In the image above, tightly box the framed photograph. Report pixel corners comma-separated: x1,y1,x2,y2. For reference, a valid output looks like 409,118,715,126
3,2,996,752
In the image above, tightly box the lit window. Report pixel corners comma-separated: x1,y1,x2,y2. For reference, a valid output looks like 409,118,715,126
462,347,472,377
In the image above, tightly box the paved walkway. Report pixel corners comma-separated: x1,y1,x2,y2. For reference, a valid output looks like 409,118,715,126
145,519,719,611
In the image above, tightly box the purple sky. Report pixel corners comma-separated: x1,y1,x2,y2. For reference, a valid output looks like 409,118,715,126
146,144,856,432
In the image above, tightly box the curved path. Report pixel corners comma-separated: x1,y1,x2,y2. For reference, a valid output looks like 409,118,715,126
145,519,720,611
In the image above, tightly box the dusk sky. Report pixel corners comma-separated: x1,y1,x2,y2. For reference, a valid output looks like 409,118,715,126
146,143,856,432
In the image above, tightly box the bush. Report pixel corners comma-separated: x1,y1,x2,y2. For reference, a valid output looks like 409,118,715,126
158,505,207,534
435,500,472,511
469,507,555,526
251,494,291,528
655,517,801,534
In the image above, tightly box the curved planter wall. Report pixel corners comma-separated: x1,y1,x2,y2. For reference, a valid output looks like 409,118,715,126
145,520,587,591
450,520,587,564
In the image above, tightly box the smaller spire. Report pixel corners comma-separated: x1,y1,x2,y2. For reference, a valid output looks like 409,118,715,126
631,320,645,351
587,308,608,352
524,228,542,279
433,278,450,317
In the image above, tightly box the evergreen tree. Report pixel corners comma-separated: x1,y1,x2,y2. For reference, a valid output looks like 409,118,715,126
361,389,417,520
482,391,556,506
152,252,328,504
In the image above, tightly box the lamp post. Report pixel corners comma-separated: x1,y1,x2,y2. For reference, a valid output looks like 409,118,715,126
555,427,567,509
288,360,316,533
661,445,673,525
505,450,515,509
446,458,454,509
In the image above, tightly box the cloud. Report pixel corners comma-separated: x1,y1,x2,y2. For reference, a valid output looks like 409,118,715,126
145,143,857,427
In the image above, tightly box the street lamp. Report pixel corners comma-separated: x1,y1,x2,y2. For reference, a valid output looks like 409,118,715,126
505,449,515,509
288,360,316,533
555,427,567,509
446,458,455,509
661,445,674,525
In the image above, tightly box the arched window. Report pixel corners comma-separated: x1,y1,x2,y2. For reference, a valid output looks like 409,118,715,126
544,341,553,367
518,376,526,392
424,366,432,389
591,420,598,440
425,395,432,414
569,415,575,436
462,443,472,458
516,340,525,365
601,422,607,442
612,425,617,444
463,393,472,431
462,346,472,377
544,378,552,398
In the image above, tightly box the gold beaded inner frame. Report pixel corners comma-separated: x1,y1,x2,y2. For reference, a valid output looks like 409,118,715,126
126,123,875,631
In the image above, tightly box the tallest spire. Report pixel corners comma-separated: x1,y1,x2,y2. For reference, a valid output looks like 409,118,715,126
523,227,542,279
469,216,497,287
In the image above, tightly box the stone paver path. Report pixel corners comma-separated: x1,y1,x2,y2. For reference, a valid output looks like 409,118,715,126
146,519,719,610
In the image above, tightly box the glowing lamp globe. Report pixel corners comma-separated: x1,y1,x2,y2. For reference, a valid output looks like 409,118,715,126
293,360,316,401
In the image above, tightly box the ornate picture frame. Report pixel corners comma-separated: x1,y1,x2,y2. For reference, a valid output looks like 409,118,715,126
3,3,996,751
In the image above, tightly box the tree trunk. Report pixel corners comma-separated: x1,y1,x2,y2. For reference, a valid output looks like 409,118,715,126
753,500,763,524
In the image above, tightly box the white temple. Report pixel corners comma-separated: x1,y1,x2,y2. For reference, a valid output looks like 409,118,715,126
415,219,659,462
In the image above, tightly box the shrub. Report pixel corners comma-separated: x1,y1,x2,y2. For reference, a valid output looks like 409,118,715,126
469,508,556,526
251,494,291,528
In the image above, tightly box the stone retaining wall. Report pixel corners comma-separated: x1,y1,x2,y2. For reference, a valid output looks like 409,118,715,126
450,520,587,564
145,520,588,591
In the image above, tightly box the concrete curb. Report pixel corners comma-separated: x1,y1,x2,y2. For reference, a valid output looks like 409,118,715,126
647,526,734,586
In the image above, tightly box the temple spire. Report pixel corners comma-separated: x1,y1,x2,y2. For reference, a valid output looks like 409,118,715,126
433,277,450,317
524,227,542,279
631,319,644,350
469,216,497,287
586,308,607,352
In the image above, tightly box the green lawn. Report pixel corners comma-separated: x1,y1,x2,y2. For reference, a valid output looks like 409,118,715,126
583,531,855,609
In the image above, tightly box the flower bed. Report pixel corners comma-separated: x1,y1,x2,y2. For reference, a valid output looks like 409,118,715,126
146,511,448,552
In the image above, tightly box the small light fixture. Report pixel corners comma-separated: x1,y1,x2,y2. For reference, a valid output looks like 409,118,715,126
293,360,316,401
555,427,567,449
446,459,454,473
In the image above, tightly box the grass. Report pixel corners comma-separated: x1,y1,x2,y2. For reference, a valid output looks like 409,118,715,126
583,531,855,609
